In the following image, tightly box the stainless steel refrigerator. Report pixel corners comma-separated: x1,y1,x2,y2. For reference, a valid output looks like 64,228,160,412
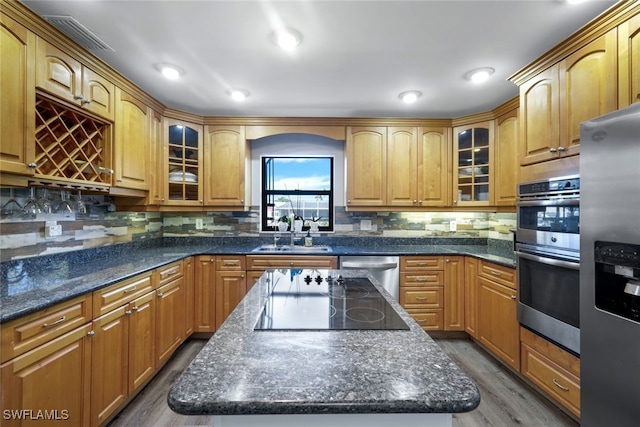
580,102,640,427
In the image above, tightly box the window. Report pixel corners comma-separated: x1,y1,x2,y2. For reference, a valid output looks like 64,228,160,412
261,156,334,232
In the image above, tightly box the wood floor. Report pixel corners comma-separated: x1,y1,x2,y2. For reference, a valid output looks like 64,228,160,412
107,338,579,427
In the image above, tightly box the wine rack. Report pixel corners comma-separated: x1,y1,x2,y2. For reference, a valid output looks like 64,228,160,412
34,96,112,185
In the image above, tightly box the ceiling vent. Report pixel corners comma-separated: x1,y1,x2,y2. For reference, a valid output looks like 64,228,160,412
42,15,114,52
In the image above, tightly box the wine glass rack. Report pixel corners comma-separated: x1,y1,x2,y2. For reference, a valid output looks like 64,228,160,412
34,96,112,185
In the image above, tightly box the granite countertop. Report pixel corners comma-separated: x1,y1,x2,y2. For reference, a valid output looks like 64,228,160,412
168,269,481,416
0,237,515,323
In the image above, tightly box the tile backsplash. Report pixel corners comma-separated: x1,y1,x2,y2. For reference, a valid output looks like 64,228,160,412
0,199,515,261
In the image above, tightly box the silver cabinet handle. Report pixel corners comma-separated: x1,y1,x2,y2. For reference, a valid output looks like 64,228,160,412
557,146,566,152
43,316,66,328
88,330,95,337
82,100,91,105
125,310,132,315
28,162,37,169
552,378,569,391
74,95,84,101
123,286,137,294
157,292,164,298
511,295,517,300
549,147,557,153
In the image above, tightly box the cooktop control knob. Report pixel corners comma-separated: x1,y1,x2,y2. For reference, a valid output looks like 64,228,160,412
304,275,312,285
315,275,323,284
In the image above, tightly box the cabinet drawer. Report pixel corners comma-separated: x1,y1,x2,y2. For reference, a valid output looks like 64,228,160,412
521,341,581,417
401,256,444,271
400,288,443,308
405,309,443,330
479,261,516,289
216,255,246,271
246,255,337,271
1,294,92,363
93,272,154,317
520,327,580,377
157,260,184,285
400,271,444,286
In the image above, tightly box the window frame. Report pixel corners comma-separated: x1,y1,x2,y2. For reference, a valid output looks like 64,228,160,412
260,155,334,233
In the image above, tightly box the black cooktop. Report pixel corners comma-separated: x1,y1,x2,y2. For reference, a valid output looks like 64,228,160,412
255,271,410,331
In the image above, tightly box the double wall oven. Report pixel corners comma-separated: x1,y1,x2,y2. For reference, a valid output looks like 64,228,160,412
516,175,580,355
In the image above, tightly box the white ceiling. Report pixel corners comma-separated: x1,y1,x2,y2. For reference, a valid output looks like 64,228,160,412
21,0,618,119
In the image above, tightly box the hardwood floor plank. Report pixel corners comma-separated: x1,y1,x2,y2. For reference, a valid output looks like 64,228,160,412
108,338,579,427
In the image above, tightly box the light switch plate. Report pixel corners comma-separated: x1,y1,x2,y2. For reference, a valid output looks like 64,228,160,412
449,220,457,232
195,218,204,230
360,219,372,231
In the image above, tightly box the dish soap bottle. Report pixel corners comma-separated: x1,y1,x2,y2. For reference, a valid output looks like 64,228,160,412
304,230,313,247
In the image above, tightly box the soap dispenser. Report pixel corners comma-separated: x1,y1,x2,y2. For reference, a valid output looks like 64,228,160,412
304,230,313,247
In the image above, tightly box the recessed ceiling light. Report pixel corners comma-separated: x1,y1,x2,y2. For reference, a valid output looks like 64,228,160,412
156,63,184,80
465,67,495,84
229,89,249,102
271,28,302,51
399,91,422,104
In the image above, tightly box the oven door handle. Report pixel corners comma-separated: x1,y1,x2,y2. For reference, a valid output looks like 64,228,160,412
516,251,580,270
517,198,579,207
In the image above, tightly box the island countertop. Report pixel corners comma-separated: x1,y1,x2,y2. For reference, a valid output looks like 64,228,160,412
167,269,481,417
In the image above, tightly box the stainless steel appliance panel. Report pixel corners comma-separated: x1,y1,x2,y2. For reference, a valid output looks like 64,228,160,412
580,102,640,427
339,256,399,301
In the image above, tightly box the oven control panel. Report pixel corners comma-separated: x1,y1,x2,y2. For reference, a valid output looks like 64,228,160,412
595,241,640,269
518,175,580,197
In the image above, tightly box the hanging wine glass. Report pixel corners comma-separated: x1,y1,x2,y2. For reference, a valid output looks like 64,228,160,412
75,190,87,214
1,188,22,217
55,190,74,214
22,187,42,216
36,188,53,214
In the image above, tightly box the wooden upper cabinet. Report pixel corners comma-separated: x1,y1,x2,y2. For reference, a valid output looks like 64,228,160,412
114,88,149,190
453,121,494,206
387,127,418,207
559,29,617,157
203,125,250,208
35,38,114,120
345,126,387,207
494,108,519,206
0,13,35,176
519,65,560,166
618,13,640,108
164,118,203,206
418,126,451,207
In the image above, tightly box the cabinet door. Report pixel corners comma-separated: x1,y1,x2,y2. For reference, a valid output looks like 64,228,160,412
0,324,92,427
91,306,129,427
618,13,640,107
464,257,479,339
519,65,560,166
203,125,249,208
114,88,149,190
386,127,417,207
184,256,195,337
494,109,519,206
36,37,82,103
0,14,35,176
559,29,617,157
478,276,519,370
215,271,247,329
345,127,387,207
155,277,185,366
81,67,115,120
444,256,464,331
128,291,156,394
194,255,216,332
453,121,493,206
417,126,451,207
165,118,203,206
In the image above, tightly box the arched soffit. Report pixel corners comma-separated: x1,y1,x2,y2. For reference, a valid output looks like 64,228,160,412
246,126,345,141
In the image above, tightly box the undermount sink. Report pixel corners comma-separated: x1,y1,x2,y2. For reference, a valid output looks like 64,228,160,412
251,244,333,253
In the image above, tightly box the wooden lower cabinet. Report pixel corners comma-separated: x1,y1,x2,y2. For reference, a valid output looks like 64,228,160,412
443,256,464,331
1,324,92,427
464,257,479,338
478,272,520,371
215,271,246,329
194,255,216,332
184,257,195,336
400,256,445,331
156,277,185,366
127,292,156,394
520,327,581,418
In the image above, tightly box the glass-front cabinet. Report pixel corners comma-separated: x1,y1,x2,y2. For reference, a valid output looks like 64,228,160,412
453,121,494,206
163,118,203,206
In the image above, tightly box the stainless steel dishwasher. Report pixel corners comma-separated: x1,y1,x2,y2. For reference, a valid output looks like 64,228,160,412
339,256,400,301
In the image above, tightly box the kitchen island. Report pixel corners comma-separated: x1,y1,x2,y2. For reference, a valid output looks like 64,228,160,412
168,269,481,427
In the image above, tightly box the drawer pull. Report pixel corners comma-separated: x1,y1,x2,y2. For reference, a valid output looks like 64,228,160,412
552,378,570,391
415,277,429,282
162,271,178,278
42,316,66,328
123,286,137,294
416,262,427,266
490,271,502,277
223,261,238,266
416,319,426,323
415,296,429,301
